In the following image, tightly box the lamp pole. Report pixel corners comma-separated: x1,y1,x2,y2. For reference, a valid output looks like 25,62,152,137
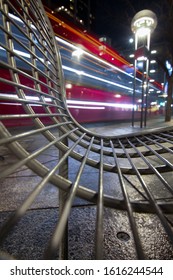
131,10,157,127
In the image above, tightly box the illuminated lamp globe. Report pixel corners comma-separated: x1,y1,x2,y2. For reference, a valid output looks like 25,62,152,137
131,10,157,37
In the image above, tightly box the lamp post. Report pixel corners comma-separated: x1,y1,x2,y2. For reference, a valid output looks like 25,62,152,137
131,10,157,127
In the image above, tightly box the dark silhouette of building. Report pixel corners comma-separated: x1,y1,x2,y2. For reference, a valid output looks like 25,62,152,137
43,0,95,31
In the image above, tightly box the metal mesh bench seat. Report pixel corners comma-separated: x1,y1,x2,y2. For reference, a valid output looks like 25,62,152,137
0,0,173,260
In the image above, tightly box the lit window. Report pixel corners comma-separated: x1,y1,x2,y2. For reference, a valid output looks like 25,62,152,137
137,56,147,61
150,69,156,73
151,50,157,54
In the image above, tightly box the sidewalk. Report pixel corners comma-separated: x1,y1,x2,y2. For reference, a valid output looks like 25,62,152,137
83,115,173,136
0,115,173,260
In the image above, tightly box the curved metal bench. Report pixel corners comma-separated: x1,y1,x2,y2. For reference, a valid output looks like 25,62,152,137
0,0,173,259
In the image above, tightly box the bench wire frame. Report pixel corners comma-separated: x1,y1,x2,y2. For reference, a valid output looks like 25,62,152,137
0,0,173,259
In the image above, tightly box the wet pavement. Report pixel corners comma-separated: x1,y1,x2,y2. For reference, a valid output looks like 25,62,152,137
0,115,173,260
83,115,173,136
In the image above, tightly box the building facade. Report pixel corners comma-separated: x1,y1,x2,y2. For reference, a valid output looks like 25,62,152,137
43,0,95,31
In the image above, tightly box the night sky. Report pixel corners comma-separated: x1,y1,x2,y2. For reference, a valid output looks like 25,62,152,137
92,0,168,49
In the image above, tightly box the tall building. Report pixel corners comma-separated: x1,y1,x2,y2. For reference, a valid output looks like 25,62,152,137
43,0,95,31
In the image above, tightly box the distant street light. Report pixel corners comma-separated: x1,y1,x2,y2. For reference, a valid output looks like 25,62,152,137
131,10,157,127
129,38,134,44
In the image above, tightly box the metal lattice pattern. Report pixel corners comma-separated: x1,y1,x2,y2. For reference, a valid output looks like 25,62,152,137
0,0,173,260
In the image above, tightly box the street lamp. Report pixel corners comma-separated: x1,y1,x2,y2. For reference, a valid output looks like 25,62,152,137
131,10,157,127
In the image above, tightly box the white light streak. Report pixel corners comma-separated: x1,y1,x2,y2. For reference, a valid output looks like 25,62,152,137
9,13,36,29
1,94,52,102
9,13,23,23
0,46,30,58
13,49,31,58
68,105,105,110
56,36,137,80
1,94,135,110
67,99,134,109
62,65,132,91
